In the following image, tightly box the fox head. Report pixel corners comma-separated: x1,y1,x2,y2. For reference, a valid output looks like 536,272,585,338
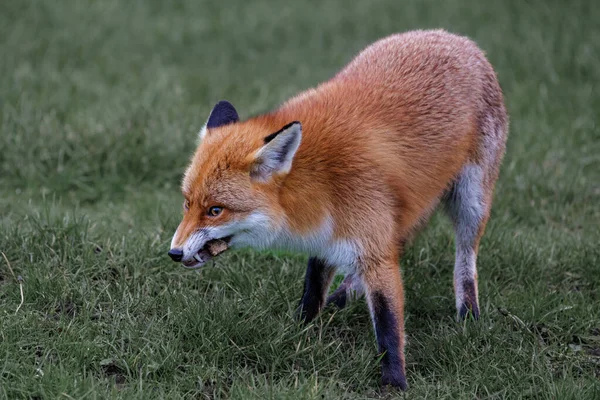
168,101,302,268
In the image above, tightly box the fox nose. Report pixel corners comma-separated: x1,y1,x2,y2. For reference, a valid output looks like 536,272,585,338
168,248,184,262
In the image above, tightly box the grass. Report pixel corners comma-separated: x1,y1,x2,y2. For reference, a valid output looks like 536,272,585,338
1,0,599,398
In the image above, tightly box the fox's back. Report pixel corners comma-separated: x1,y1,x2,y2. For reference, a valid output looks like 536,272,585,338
271,30,506,232
336,29,488,138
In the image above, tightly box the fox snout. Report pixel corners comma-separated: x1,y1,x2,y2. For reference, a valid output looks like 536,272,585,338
168,221,235,269
167,248,183,262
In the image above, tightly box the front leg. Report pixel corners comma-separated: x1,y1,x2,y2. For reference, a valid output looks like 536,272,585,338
364,259,408,390
297,257,336,323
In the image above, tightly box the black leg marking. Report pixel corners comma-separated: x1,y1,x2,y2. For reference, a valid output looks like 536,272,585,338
326,286,347,309
457,279,480,320
371,291,407,390
297,257,332,323
326,273,363,309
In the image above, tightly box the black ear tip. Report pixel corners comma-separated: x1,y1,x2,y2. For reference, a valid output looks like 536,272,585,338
207,100,239,129
286,121,302,129
263,121,302,144
212,100,237,114
215,100,234,108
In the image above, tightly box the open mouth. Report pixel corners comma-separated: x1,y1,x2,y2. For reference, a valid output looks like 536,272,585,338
181,236,232,269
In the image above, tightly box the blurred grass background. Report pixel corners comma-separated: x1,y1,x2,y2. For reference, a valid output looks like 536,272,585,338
0,0,599,398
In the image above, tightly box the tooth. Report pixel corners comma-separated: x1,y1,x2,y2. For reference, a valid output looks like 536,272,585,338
194,254,202,262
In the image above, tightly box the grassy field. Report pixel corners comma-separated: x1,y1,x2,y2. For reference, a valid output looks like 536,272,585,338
1,0,599,398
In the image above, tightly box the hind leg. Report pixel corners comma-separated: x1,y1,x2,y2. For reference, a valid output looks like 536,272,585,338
326,273,365,309
445,164,493,320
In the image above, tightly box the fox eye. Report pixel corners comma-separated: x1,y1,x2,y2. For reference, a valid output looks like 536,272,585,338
183,200,190,211
207,206,223,217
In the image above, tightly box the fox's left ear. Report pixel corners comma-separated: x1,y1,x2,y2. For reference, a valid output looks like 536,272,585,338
250,122,302,182
198,100,239,141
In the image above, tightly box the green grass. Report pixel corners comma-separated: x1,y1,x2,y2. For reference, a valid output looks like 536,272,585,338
1,0,599,398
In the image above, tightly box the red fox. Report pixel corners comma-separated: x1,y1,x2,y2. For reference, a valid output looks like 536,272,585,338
168,29,508,390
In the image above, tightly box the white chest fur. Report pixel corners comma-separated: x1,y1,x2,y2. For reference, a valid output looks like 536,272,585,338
230,212,361,273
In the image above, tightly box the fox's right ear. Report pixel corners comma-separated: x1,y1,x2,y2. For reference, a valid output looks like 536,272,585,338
249,122,302,182
198,100,239,141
